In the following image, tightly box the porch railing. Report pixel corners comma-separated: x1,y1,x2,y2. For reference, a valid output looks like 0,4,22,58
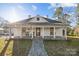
11,36,66,40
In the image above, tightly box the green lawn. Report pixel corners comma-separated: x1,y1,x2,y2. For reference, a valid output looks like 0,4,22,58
44,40,79,56
5,40,13,56
12,39,32,56
0,38,5,53
67,40,79,46
0,37,13,56
1,37,79,56
0,38,32,56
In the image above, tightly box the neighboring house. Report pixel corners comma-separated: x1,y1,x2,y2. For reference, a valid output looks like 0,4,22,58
0,17,9,36
0,27,10,36
0,28,4,35
9,15,69,40
74,26,79,36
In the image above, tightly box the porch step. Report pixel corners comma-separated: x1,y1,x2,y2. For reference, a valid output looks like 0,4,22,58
33,36,42,40
28,39,48,56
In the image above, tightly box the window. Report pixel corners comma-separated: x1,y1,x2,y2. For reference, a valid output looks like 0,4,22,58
63,30,65,36
37,17,40,21
50,27,54,35
22,27,26,33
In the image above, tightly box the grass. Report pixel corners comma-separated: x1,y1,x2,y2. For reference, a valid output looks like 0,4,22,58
44,40,66,56
67,36,79,38
44,40,79,56
5,40,13,56
0,38,32,56
67,40,79,46
0,38,5,53
1,37,79,56
0,37,13,56
13,39,32,56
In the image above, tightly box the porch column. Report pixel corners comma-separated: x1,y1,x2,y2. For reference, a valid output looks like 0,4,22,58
21,27,23,38
54,27,56,38
65,28,67,40
42,27,44,38
32,26,33,38
9,27,11,39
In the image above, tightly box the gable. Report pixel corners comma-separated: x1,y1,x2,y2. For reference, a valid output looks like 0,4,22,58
14,15,62,24
28,16,49,23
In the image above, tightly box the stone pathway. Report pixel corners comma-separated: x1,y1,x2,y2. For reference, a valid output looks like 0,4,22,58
28,39,48,56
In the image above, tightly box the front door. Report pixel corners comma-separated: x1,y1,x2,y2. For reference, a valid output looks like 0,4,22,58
36,27,40,36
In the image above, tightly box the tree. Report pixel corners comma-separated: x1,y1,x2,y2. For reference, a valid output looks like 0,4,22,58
54,7,73,36
0,17,9,27
76,4,79,26
0,17,9,35
54,7,70,25
54,7,63,20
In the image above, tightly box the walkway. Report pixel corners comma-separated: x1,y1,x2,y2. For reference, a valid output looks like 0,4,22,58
28,38,48,56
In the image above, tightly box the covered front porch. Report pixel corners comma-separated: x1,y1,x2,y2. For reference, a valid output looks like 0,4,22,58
11,26,67,40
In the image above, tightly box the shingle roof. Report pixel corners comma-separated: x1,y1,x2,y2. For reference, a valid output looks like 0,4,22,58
15,17,34,24
15,16,62,24
41,17,62,23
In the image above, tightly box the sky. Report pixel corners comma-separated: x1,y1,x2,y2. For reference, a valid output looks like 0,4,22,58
0,3,77,27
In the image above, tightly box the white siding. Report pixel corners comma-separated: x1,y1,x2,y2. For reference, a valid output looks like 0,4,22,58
13,26,66,37
44,28,50,36
55,28,63,36
13,28,22,37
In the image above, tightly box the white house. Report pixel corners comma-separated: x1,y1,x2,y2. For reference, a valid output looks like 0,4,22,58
8,15,69,40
